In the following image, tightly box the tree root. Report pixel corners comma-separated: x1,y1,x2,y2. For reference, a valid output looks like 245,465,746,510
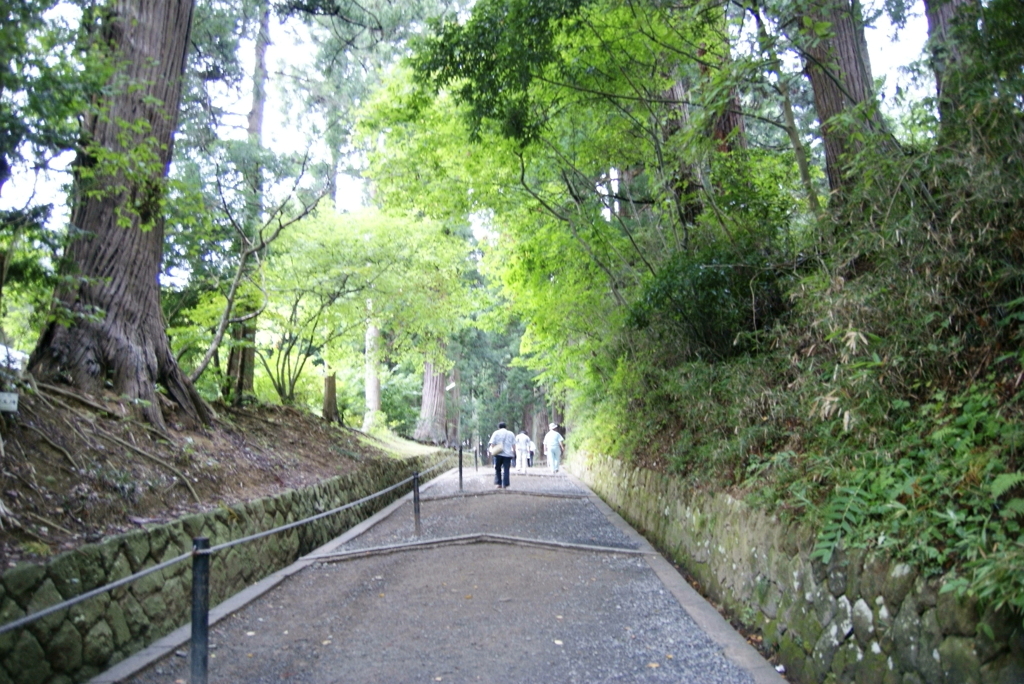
92,431,200,504
0,497,15,531
21,509,74,537
63,415,100,451
36,382,170,440
22,424,82,471
37,382,117,416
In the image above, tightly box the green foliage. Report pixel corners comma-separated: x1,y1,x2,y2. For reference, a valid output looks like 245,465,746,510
356,0,1024,626
379,365,423,437
253,206,471,404
812,486,870,564
412,0,588,141
992,473,1024,501
77,116,168,230
19,541,52,558
0,1,111,188
629,242,787,362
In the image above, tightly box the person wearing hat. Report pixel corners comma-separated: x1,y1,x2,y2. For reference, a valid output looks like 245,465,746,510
487,421,516,488
542,423,565,473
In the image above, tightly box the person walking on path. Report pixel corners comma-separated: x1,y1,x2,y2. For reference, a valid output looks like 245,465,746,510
543,423,565,473
488,421,516,488
514,429,531,473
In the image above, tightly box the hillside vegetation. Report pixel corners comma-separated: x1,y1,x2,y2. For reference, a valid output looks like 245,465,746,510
357,0,1024,622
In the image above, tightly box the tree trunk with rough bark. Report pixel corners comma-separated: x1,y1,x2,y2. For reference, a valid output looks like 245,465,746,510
29,0,210,430
800,0,879,193
414,361,447,444
535,404,550,464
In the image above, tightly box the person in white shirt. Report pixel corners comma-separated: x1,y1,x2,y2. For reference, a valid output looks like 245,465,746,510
514,430,531,473
487,421,516,488
543,423,565,473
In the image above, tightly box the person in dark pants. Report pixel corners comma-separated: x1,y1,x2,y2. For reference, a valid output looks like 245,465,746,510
487,421,515,489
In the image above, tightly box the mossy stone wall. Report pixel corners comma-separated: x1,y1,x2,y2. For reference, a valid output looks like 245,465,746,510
0,452,448,684
570,453,1024,684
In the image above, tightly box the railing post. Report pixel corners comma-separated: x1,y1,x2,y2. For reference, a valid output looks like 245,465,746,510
413,471,422,536
190,537,210,684
458,444,463,491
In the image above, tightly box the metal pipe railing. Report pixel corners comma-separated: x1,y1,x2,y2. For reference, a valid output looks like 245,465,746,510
0,453,452,684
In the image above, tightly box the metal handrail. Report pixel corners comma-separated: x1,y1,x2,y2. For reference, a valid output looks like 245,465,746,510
0,455,451,642
199,474,417,556
0,549,193,637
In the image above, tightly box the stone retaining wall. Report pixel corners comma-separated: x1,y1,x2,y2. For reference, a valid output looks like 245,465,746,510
569,453,1024,684
0,451,449,684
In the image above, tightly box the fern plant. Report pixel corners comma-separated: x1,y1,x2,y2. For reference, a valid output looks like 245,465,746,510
992,472,1024,518
811,485,869,564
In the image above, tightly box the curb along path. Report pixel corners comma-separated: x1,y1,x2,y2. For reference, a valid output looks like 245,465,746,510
109,467,784,684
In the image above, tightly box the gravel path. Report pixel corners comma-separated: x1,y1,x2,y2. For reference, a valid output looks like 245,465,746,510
119,467,766,684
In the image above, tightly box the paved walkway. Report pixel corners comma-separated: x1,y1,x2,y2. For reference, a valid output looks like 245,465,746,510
99,465,785,684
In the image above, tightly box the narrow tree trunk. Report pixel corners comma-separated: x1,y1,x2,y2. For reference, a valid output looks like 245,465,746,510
800,0,880,193
414,360,447,443
362,321,381,431
327,145,340,207
224,319,256,402
323,371,340,424
224,1,270,404
29,0,210,430
535,404,549,464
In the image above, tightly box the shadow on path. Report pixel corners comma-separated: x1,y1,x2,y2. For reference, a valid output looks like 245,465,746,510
105,467,783,684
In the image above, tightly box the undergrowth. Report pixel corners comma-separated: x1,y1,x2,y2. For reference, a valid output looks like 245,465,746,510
566,0,1024,624
575,138,1024,626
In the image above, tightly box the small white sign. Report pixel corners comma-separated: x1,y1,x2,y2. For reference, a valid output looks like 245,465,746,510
0,392,18,412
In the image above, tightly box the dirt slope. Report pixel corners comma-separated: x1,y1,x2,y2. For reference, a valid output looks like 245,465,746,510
0,383,410,568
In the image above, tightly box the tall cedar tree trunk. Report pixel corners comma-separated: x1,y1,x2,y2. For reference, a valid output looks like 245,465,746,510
362,321,381,431
924,0,972,123
29,0,211,429
225,0,270,404
414,361,447,444
800,0,879,193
